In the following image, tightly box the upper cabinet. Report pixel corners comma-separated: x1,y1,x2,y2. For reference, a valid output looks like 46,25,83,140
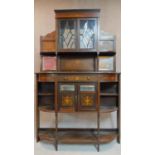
55,9,100,52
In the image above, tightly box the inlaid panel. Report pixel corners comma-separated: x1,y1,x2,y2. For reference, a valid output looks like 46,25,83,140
80,94,95,106
38,73,118,82
79,94,96,110
78,83,97,110
57,75,98,81
58,83,77,112
61,94,75,107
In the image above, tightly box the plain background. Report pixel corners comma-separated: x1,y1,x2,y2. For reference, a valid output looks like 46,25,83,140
0,0,155,155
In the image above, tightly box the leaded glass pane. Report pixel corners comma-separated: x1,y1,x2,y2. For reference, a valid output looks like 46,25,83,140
59,20,76,49
80,20,96,49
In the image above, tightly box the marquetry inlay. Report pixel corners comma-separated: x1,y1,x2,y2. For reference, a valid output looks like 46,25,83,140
81,95,93,106
62,96,73,106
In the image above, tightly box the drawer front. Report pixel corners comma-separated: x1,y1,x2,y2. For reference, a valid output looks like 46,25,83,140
38,74,55,81
99,74,118,82
38,73,118,82
38,74,98,82
57,75,98,82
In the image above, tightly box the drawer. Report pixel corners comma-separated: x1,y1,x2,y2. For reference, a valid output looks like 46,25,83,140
38,74,55,81
38,73,118,82
57,75,98,82
99,74,118,82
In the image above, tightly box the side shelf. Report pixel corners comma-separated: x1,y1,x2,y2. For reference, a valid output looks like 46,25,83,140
100,106,118,113
40,31,56,53
100,81,119,111
38,128,118,144
37,82,55,111
39,105,54,112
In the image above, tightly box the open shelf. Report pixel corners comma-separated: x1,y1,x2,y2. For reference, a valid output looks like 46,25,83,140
38,95,54,104
40,51,56,55
99,51,116,56
100,81,119,111
39,128,117,144
100,96,118,107
39,105,54,112
100,106,118,113
38,82,54,94
100,93,118,96
38,93,54,96
38,105,117,113
38,82,55,112
100,82,118,94
57,51,98,55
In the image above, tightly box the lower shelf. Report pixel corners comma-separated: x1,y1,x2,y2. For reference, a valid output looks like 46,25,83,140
100,106,118,113
39,105,54,112
39,106,118,113
38,128,118,144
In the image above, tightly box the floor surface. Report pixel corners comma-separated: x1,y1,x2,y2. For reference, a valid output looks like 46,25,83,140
34,140,120,155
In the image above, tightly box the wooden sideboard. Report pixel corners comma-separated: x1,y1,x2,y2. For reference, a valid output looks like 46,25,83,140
35,9,120,152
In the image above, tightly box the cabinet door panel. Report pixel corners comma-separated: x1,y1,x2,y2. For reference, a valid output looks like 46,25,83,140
79,19,97,50
58,83,77,112
60,93,76,107
78,83,97,110
58,20,77,50
79,94,96,110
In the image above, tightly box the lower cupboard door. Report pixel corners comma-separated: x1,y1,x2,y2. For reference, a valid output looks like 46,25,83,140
78,83,97,111
58,83,77,112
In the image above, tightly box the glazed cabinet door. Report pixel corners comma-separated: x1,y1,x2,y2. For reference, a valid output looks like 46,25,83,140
57,18,98,52
78,83,97,111
58,83,77,112
58,19,77,51
79,18,97,51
